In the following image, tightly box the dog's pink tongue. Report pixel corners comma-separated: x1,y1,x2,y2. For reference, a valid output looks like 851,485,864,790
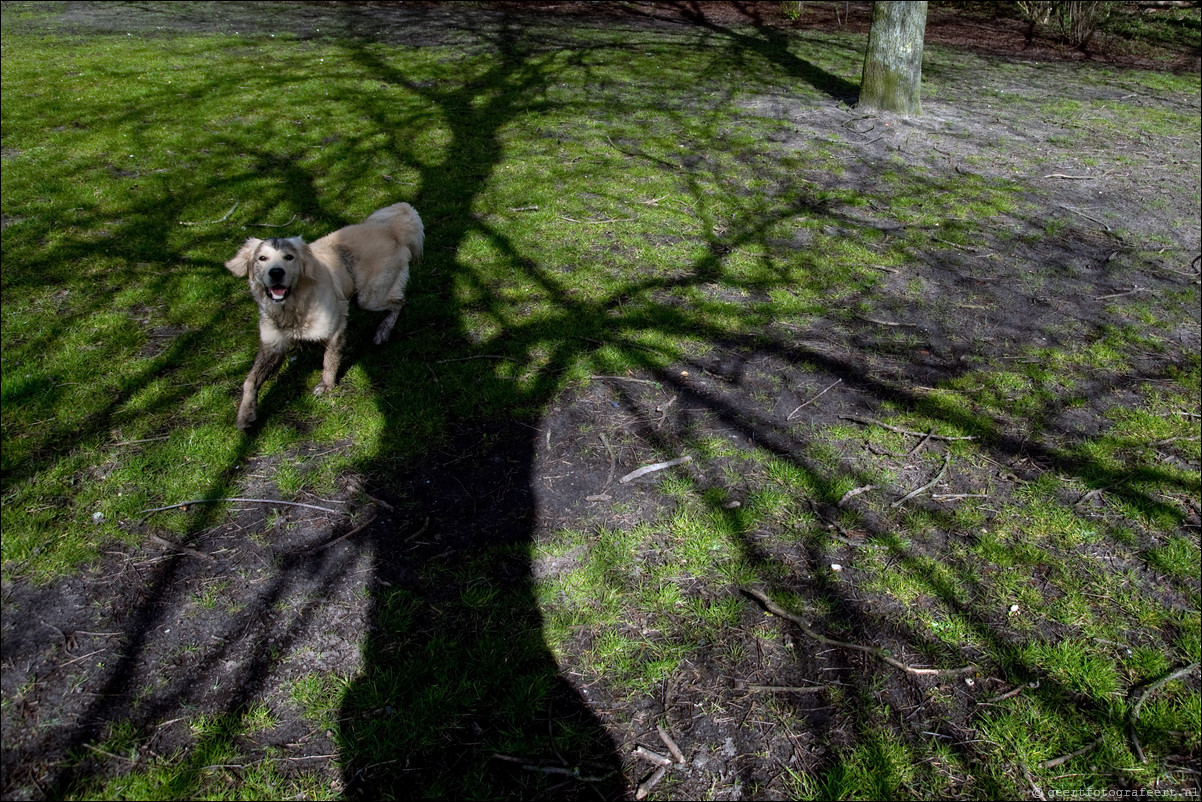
270,287,288,300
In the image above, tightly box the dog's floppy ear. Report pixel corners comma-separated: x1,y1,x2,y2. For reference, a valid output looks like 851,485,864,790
225,238,263,277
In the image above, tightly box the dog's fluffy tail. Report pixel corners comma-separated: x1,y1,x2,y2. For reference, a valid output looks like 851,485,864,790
366,202,424,265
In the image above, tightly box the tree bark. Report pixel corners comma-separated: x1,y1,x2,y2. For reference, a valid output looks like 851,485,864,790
858,1,928,115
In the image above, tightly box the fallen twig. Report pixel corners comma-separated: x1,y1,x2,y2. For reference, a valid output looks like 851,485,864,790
112,436,170,447
148,533,213,560
931,493,988,502
558,215,634,225
597,433,618,496
83,742,137,762
932,236,979,253
490,754,613,783
435,354,514,364
619,455,692,484
636,765,669,800
891,453,951,509
980,681,1039,704
742,684,825,694
840,416,977,441
633,746,673,767
787,378,842,420
364,492,395,512
590,374,661,386
742,587,976,677
1153,435,1201,446
139,497,338,521
656,724,686,764
249,213,298,228
837,485,877,507
1041,173,1098,180
1043,737,1102,769
907,428,936,456
857,315,914,327
304,513,377,555
508,205,539,212
1059,204,1112,232
1094,286,1148,300
1128,662,1200,763
179,201,238,226
1020,759,1049,801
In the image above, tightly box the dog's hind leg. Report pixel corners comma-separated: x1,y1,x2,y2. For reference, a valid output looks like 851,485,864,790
372,267,410,344
238,341,289,430
373,306,402,345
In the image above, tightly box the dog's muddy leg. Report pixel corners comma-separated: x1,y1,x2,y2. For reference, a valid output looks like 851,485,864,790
314,327,347,395
237,342,288,430
373,307,402,345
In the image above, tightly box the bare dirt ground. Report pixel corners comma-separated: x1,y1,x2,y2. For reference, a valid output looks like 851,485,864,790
2,2,1199,800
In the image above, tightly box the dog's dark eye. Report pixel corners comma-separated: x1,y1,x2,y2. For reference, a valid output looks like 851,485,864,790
284,254,294,261
258,255,268,261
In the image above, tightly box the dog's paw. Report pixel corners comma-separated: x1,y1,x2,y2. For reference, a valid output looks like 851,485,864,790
236,408,257,430
372,329,391,346
312,382,333,397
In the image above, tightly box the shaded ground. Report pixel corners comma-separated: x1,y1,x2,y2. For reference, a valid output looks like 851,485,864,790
2,2,1200,801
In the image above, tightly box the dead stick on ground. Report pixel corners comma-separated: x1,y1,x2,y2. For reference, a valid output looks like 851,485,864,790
148,533,213,561
1043,736,1102,769
598,433,618,494
179,201,238,226
787,378,842,420
633,746,673,767
656,724,686,764
837,485,877,507
932,236,979,253
1059,204,1112,232
891,453,951,509
304,513,377,555
840,415,977,441
436,354,513,363
490,754,612,782
743,684,825,694
619,455,692,484
249,214,298,228
558,215,634,224
1094,286,1148,300
590,374,661,386
741,587,976,677
1128,662,1200,763
83,742,137,762
907,428,936,456
635,765,669,800
979,681,1038,704
139,497,338,521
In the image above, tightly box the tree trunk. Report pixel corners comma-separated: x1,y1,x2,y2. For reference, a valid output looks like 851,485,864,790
858,1,928,115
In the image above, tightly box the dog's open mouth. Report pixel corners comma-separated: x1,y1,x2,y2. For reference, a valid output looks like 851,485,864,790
268,286,290,303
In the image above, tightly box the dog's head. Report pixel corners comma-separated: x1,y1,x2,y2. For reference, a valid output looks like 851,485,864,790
225,237,309,304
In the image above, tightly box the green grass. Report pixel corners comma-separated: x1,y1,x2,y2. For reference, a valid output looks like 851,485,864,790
3,3,1200,800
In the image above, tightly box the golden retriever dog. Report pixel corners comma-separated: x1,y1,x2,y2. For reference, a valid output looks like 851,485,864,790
225,201,423,430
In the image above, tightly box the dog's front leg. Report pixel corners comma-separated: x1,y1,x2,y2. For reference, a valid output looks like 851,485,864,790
237,342,288,430
313,327,346,396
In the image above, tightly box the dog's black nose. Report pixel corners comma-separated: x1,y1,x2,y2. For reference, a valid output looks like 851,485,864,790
268,267,285,282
